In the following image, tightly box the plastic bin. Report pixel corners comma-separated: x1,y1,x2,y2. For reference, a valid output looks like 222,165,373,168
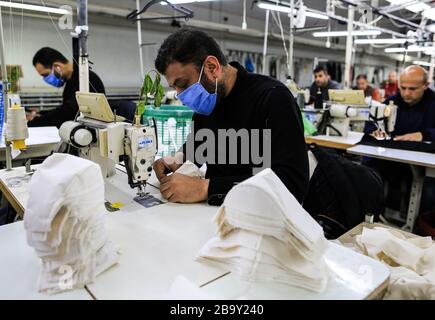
142,104,194,157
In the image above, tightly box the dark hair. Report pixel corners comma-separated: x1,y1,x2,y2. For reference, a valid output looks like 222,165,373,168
313,65,327,75
155,28,227,74
32,47,69,68
356,74,368,81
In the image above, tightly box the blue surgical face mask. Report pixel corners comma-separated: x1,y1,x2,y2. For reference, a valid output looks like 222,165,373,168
43,67,65,88
176,64,218,116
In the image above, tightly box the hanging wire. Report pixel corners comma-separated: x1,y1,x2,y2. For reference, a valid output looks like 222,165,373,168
8,0,14,82
276,12,290,73
20,0,24,63
270,11,290,74
39,0,98,93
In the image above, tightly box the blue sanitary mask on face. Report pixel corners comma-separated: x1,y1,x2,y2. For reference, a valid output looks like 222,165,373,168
176,64,218,116
43,68,65,88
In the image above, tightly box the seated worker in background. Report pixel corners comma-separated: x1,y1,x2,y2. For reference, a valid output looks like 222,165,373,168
364,65,435,214
153,29,309,206
354,74,381,102
308,66,341,107
382,70,398,100
27,47,106,128
365,65,435,142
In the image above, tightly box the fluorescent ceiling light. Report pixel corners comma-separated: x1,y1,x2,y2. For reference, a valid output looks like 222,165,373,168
258,2,293,13
161,0,214,4
0,1,71,14
258,2,328,20
304,11,329,20
423,8,435,22
355,38,414,44
386,0,430,13
385,45,435,53
413,60,435,67
313,30,381,37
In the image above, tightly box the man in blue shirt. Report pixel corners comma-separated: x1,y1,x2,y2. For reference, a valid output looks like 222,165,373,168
364,65,435,217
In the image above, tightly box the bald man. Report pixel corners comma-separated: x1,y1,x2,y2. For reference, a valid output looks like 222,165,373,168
365,65,435,142
364,65,435,215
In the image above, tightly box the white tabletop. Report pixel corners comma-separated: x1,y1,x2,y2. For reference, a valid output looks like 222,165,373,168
0,166,34,204
86,203,227,300
348,144,435,169
0,221,92,300
199,241,390,300
0,127,60,149
305,132,364,149
0,164,390,300
0,165,227,300
83,168,227,299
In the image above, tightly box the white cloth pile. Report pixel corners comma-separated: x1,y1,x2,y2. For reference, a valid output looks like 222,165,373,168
175,160,205,179
354,227,435,299
197,168,329,292
24,153,119,294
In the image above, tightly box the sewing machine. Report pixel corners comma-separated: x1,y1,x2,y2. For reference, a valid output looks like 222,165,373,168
59,92,157,197
316,90,397,137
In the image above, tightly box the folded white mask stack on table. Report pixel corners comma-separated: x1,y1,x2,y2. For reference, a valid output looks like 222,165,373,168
355,227,435,299
197,168,329,293
24,153,120,295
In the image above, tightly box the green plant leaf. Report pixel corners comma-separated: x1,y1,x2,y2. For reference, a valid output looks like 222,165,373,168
141,75,153,99
150,79,157,96
137,100,146,116
158,84,165,97
150,72,161,95
154,92,162,108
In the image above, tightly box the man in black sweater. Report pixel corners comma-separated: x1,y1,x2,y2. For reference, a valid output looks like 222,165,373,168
153,29,308,206
28,47,106,128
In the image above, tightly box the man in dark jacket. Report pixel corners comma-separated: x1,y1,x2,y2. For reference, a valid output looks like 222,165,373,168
365,65,435,142
28,47,106,128
364,65,435,214
152,29,309,206
308,65,341,106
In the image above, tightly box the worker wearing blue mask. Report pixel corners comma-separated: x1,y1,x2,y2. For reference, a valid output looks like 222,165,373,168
28,47,105,128
153,29,308,206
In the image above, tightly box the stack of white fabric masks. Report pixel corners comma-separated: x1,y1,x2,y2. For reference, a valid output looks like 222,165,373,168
24,153,119,294
353,227,435,299
197,169,329,292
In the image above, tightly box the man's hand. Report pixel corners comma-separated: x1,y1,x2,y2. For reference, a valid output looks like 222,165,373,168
153,152,184,182
26,109,40,121
160,173,209,203
394,132,423,142
370,129,387,139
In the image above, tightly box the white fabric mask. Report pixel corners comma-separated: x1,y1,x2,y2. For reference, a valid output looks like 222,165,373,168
24,153,120,294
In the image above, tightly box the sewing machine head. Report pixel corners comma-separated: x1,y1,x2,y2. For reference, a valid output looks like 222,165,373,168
60,92,157,197
316,90,397,137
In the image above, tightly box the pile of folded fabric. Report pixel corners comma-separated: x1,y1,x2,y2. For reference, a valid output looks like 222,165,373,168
24,153,119,294
197,168,329,292
354,227,435,299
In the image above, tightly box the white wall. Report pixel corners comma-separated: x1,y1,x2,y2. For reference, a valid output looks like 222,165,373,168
2,14,152,90
0,12,398,92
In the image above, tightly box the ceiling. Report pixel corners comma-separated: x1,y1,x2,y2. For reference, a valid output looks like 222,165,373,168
16,0,435,61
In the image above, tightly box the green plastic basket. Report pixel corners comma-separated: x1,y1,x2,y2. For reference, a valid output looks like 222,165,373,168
142,104,194,157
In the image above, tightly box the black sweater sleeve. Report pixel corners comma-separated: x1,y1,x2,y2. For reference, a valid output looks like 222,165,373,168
28,70,106,128
207,86,309,204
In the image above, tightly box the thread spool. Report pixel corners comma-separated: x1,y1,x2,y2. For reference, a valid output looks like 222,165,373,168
6,107,29,150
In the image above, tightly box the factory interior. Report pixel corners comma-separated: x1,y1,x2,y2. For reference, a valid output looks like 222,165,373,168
1,0,435,303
